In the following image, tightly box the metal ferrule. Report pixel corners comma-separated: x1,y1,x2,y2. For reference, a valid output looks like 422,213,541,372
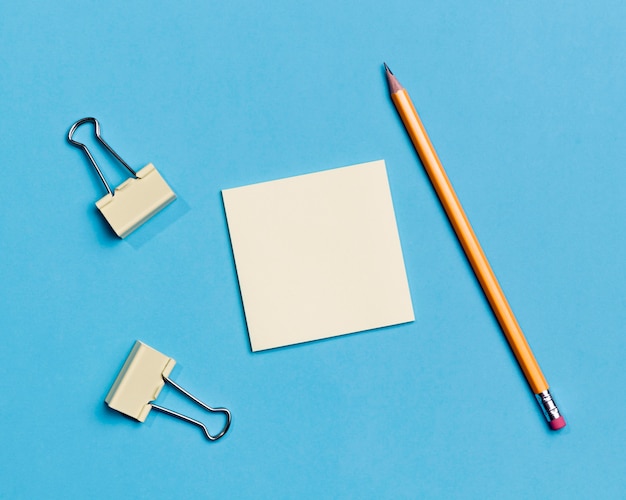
535,389,562,422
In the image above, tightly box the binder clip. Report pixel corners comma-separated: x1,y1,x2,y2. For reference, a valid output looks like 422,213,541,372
105,341,231,442
67,117,176,238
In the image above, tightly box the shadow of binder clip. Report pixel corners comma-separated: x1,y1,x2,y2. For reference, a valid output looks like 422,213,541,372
105,341,231,442
67,117,176,238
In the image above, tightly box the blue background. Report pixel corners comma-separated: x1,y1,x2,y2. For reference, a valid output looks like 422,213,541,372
1,1,625,498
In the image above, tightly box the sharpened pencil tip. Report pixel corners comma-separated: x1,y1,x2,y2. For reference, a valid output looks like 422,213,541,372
384,63,403,93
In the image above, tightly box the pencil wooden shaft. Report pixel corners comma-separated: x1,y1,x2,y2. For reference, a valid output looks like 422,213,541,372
391,88,548,394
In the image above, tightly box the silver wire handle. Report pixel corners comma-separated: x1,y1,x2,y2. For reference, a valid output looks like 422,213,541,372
67,117,137,196
151,375,232,442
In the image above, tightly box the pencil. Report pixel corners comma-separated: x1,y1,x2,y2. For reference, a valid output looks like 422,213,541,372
384,63,565,430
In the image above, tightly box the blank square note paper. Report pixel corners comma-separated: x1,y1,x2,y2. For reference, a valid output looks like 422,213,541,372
222,160,414,351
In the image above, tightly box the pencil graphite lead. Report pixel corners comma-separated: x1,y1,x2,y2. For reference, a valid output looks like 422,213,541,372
383,62,393,74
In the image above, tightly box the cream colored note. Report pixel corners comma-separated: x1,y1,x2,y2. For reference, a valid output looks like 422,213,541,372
222,160,414,351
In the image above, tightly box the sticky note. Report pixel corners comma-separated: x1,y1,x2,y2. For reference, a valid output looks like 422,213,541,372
222,160,414,351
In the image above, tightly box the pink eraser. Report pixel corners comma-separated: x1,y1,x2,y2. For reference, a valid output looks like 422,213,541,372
548,416,566,430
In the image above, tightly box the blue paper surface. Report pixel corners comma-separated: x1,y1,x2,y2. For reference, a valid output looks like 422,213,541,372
2,1,626,498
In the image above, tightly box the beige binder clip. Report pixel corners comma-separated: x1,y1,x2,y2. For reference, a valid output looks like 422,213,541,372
68,118,176,238
105,341,231,441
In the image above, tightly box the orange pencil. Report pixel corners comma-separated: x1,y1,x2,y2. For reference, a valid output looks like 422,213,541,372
384,63,565,430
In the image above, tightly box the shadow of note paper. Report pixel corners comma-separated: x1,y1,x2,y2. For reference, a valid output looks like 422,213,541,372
222,160,414,352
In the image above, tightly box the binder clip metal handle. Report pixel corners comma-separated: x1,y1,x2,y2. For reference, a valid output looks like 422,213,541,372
67,117,137,196
152,375,232,441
